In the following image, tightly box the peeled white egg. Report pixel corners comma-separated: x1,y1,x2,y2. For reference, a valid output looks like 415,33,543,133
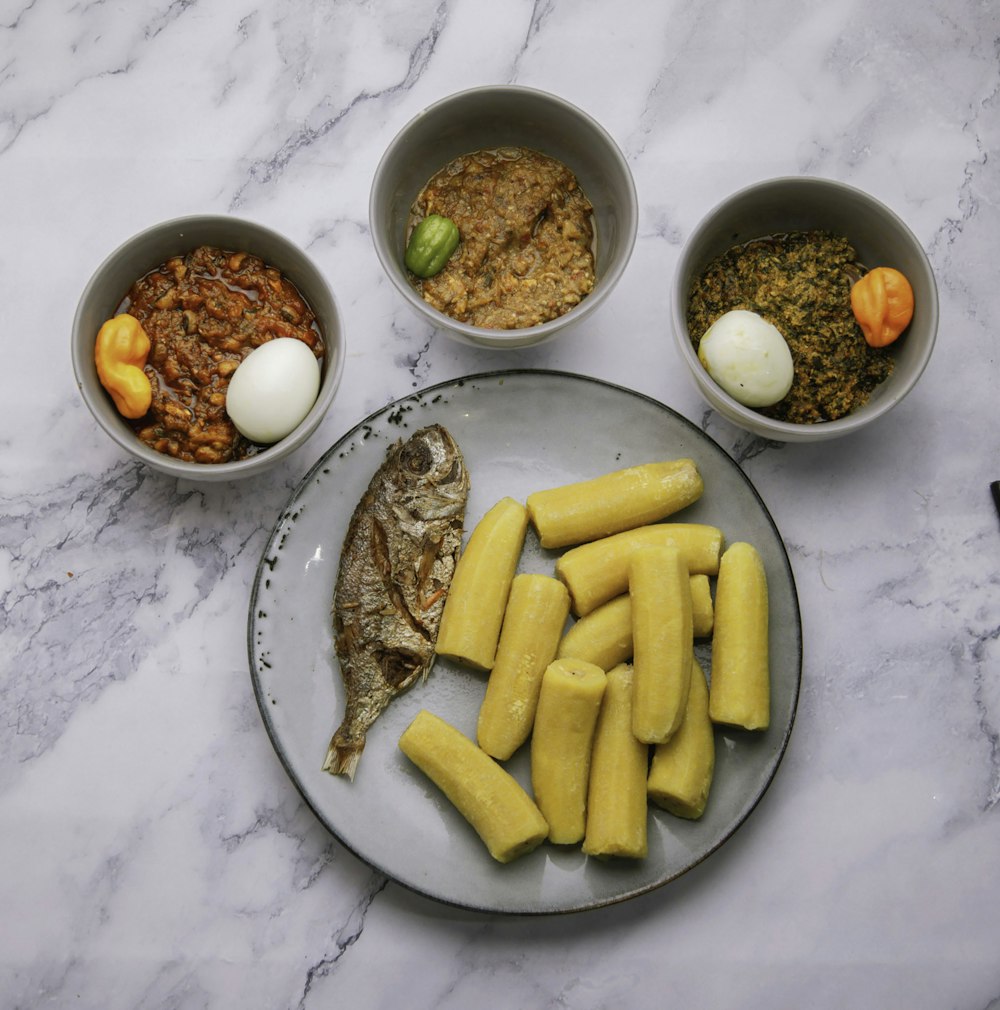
697,309,794,408
225,337,321,444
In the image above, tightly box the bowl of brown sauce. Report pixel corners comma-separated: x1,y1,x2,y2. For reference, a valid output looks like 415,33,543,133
72,215,345,480
671,176,938,442
370,86,638,349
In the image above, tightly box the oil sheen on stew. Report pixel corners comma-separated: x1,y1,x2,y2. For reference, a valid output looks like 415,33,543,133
120,245,324,464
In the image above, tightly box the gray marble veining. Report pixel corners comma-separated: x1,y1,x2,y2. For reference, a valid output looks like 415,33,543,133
2,1,999,1007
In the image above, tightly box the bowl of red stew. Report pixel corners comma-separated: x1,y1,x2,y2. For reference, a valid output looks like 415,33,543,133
670,176,938,442
72,215,345,480
370,85,638,349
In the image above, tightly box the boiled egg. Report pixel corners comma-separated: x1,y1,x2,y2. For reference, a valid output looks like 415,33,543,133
225,337,321,444
697,310,794,408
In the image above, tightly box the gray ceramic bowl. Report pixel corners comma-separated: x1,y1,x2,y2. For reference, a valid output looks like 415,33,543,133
72,215,345,481
671,177,938,442
370,85,638,349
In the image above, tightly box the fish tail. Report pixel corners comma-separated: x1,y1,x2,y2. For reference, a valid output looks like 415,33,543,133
322,730,365,780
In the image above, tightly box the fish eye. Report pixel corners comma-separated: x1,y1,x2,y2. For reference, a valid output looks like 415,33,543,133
400,439,432,475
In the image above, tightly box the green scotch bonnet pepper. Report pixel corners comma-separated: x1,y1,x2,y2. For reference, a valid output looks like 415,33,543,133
405,214,460,278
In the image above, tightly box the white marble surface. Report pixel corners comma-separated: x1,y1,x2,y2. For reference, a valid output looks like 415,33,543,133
3,1,999,1006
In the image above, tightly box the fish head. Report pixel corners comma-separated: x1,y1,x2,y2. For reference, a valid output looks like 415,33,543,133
394,424,470,510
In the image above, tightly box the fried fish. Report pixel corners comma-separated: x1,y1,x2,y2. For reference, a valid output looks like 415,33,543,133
323,424,470,780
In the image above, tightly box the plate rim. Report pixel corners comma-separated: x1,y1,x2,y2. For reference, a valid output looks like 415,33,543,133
247,368,803,915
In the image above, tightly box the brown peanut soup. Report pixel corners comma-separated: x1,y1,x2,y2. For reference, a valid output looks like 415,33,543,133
120,246,324,464
686,231,893,424
408,147,596,330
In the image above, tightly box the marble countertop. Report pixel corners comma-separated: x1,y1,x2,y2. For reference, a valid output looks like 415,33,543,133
4,1,999,1007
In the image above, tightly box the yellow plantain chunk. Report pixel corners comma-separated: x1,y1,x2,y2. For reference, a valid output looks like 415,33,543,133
629,545,693,744
477,574,571,760
555,523,723,617
526,458,704,549
557,575,713,672
557,594,634,671
647,657,715,819
399,710,548,863
530,658,607,845
689,573,714,638
709,541,770,730
582,664,649,859
435,496,528,671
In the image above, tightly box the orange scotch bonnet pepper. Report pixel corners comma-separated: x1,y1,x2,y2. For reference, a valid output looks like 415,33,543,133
850,266,914,348
94,314,153,419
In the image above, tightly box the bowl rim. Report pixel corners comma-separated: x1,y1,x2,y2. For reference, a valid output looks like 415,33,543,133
71,213,345,481
669,174,939,439
369,84,639,349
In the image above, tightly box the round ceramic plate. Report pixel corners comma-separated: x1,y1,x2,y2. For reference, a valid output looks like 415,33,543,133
248,370,802,914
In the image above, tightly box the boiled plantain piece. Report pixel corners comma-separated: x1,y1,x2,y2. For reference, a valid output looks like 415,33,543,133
709,541,770,730
555,523,723,617
530,658,607,845
557,594,634,671
477,574,571,760
435,496,528,671
399,709,548,863
647,656,715,819
689,573,714,638
629,544,693,744
557,574,713,672
526,459,704,549
582,664,649,860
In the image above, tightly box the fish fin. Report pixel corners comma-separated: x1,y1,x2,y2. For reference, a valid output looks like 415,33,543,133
322,733,364,780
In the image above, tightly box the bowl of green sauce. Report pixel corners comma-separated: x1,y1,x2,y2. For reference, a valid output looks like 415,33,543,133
670,176,938,442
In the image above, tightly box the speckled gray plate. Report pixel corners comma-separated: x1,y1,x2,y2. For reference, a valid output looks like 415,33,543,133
248,370,802,915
